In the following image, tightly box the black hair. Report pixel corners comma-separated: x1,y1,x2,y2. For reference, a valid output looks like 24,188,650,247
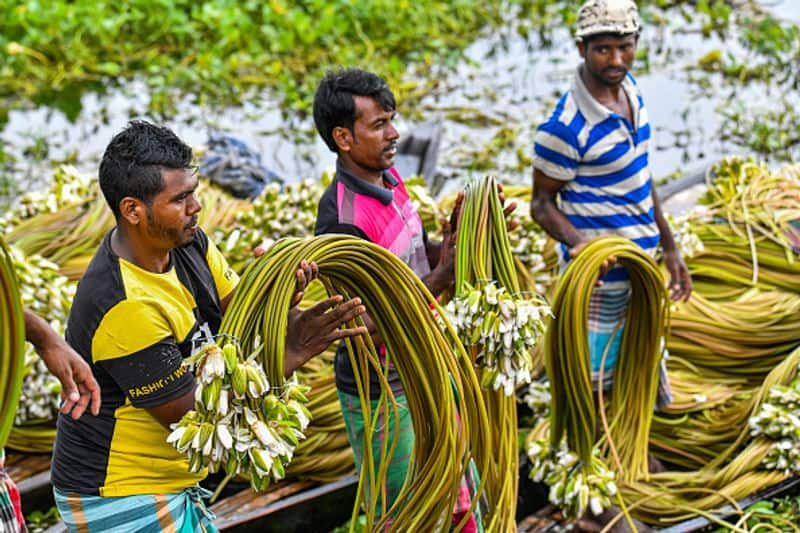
312,68,396,153
98,120,193,219
582,31,639,46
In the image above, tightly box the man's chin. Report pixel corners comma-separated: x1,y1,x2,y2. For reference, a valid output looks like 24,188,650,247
382,155,396,169
177,228,197,247
602,71,627,84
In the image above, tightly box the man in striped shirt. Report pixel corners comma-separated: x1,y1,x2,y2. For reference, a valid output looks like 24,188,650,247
532,1,692,528
531,0,692,469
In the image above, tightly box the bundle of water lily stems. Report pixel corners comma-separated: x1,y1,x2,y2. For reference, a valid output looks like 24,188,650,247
219,235,492,532
0,236,26,449
448,175,549,531
535,236,668,520
548,236,668,482
619,347,800,529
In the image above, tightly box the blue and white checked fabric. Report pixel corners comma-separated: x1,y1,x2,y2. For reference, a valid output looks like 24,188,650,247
54,486,217,533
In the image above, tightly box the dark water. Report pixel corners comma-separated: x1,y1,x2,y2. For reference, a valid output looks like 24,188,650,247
2,0,798,195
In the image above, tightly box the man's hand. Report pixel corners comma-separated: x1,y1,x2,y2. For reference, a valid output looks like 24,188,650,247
284,296,367,376
24,310,101,420
422,192,463,296
664,250,692,302
282,259,367,375
569,240,617,286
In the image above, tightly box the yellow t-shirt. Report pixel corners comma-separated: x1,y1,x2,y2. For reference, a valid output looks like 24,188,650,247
51,228,238,496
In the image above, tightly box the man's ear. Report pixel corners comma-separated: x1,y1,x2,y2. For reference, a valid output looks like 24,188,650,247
577,40,587,58
332,126,353,154
119,197,144,226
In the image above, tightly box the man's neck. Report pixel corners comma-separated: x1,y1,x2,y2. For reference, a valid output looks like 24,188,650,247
338,157,385,188
111,226,171,273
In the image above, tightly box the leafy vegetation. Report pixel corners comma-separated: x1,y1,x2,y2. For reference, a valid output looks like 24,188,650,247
0,0,520,126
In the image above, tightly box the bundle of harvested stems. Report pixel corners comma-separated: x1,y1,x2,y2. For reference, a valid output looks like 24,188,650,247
220,235,490,532
0,237,26,448
450,175,549,531
547,236,668,484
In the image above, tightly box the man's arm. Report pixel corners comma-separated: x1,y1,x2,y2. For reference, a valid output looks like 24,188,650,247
147,388,196,429
421,192,463,296
651,186,692,301
531,168,615,282
23,309,101,419
531,168,584,248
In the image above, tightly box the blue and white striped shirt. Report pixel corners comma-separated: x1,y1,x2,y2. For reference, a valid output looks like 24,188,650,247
533,67,660,289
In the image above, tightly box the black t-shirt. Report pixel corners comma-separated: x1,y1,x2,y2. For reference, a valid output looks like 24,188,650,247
51,229,238,496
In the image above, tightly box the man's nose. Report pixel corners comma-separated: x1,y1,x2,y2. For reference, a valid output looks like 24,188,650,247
188,193,202,215
386,122,399,141
610,49,625,66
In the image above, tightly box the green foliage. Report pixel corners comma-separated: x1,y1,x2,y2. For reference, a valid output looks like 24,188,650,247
710,494,800,531
0,0,514,126
26,506,60,533
720,99,800,160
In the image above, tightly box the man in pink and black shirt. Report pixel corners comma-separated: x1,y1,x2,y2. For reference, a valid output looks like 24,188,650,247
313,68,482,531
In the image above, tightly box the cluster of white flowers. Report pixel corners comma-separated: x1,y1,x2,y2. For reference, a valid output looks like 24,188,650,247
527,438,617,519
12,245,77,425
446,281,551,396
15,350,62,425
522,381,551,425
749,369,800,475
167,341,311,490
507,200,549,274
216,180,321,269
666,209,710,260
0,165,94,233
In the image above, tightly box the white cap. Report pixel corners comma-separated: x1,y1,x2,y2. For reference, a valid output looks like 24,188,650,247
575,0,640,41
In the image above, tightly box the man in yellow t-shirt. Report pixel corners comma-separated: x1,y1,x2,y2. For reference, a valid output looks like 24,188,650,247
50,121,366,532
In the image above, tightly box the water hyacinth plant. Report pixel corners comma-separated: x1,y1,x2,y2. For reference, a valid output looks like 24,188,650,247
167,339,311,491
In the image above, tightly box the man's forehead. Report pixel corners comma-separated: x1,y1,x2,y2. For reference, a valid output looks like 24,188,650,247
353,95,392,120
160,167,197,189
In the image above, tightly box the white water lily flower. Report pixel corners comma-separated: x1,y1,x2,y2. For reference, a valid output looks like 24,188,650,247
166,426,185,445
201,348,226,384
217,389,229,417
288,400,310,429
191,427,202,451
202,430,214,456
590,495,604,516
252,420,277,448
216,423,233,449
249,447,273,477
195,382,204,403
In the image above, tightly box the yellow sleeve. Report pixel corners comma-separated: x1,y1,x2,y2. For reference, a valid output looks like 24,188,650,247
205,236,239,300
92,300,173,362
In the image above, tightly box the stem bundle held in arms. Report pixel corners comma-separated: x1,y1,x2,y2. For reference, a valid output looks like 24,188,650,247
539,236,668,517
0,236,26,449
180,235,492,532
448,175,550,531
